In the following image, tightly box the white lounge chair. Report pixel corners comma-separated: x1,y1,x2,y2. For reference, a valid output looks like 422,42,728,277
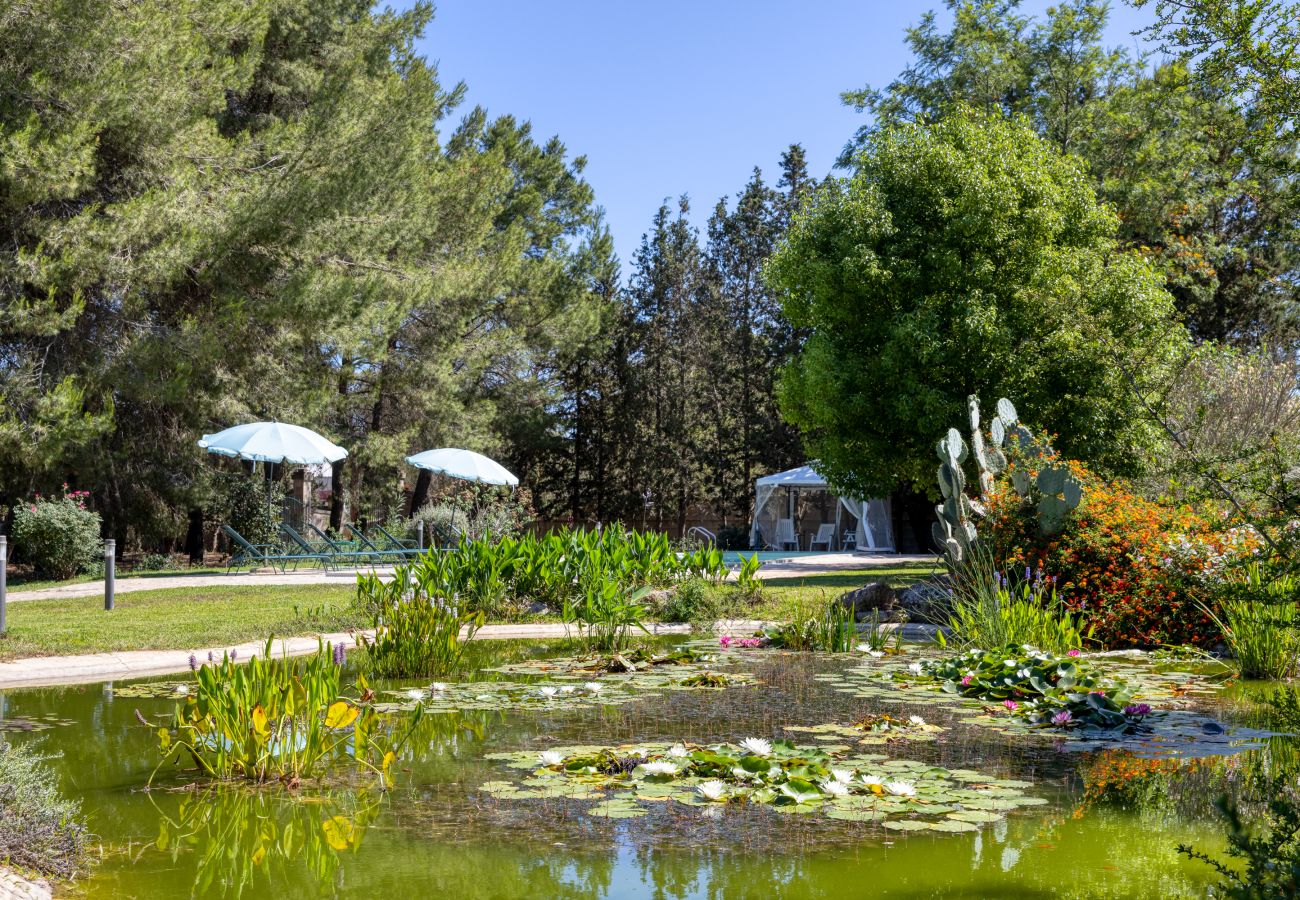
776,518,800,550
809,523,836,551
842,529,857,551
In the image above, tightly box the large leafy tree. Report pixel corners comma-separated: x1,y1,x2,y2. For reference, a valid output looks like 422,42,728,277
766,108,1186,499
843,0,1300,350
0,0,609,543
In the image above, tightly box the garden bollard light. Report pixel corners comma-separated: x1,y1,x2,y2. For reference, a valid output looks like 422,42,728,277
417,520,424,550
104,539,115,611
0,535,7,635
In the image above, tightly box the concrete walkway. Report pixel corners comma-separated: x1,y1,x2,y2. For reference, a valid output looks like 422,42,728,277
5,552,939,604
0,619,942,691
0,870,49,900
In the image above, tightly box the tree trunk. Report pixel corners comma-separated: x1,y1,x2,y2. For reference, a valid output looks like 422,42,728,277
185,508,205,563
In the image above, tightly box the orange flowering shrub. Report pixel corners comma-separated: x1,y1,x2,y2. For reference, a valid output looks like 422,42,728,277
983,462,1226,648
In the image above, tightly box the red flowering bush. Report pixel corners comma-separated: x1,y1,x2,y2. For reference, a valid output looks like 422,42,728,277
983,462,1232,648
12,487,102,580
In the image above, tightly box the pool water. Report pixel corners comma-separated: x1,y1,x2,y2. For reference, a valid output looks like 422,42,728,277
0,640,1269,899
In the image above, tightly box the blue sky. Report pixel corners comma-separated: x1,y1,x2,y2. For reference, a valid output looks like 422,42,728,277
410,1,1158,268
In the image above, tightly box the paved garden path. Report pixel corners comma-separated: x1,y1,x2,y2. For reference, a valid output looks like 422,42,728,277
5,552,939,604
0,869,49,900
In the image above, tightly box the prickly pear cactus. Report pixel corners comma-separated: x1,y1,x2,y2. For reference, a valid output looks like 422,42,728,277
934,395,1022,564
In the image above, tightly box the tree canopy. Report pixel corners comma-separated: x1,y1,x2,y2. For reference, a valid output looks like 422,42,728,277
766,108,1186,499
0,0,611,541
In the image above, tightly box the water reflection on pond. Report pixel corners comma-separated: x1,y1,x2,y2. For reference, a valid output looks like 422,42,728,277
0,639,1280,898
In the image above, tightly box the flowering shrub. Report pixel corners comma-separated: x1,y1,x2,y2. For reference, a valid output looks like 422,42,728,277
12,489,101,580
983,464,1239,648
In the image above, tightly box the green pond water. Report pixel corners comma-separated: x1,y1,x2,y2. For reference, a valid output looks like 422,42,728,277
0,639,1285,899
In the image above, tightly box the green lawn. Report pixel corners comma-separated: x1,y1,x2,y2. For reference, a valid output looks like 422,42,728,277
0,584,361,661
748,565,937,620
0,564,935,661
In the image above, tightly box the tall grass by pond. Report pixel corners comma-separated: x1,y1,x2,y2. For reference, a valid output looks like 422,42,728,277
1206,564,1300,680
356,567,484,677
941,545,1089,653
153,640,417,785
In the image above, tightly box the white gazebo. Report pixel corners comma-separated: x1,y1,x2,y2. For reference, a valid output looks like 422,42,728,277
751,464,895,552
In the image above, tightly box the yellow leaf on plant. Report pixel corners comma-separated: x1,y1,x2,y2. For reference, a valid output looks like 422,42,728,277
324,702,359,730
251,844,266,866
382,751,396,772
251,705,269,738
322,815,356,851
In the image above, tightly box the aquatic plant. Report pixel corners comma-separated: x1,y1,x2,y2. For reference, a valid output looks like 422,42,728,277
356,569,484,677
356,527,721,622
1205,564,1300,680
763,598,856,652
917,645,1150,732
940,545,1091,653
734,553,765,602
480,739,1045,831
152,639,416,785
562,581,652,652
0,739,89,881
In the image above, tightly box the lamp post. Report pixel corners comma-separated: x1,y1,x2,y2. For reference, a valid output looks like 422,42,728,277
104,539,115,611
0,535,7,635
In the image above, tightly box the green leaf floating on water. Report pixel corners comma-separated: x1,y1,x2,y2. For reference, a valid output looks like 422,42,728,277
477,739,1044,839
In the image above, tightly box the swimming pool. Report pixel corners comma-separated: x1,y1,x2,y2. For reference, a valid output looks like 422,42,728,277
720,550,829,566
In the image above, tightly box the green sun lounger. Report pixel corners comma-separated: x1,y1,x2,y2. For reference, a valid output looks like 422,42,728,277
222,525,325,573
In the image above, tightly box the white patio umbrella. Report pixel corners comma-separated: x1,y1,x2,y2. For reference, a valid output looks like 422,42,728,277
198,421,348,465
199,422,348,533
405,448,518,486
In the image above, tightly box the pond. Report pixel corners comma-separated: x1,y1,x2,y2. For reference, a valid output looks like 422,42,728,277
0,638,1284,898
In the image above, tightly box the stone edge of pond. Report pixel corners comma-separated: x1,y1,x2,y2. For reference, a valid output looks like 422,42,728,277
0,622,943,690
0,869,51,900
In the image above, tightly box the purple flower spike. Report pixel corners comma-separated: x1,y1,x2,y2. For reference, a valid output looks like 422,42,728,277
207,650,215,663
188,653,198,672
1124,703,1152,718
1051,710,1073,727
1025,566,1032,581
230,648,238,661
332,642,347,666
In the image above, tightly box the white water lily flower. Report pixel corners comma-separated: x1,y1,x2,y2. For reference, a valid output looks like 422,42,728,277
907,715,926,727
667,744,689,758
405,688,426,701
698,780,728,801
738,737,772,757
584,682,602,693
821,779,850,798
430,682,448,692
831,768,854,784
175,685,189,696
538,686,559,698
908,662,924,675
731,766,750,780
885,780,917,797
641,761,679,777
868,650,884,658
860,774,883,787
539,750,565,767
631,748,648,759
559,685,577,694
